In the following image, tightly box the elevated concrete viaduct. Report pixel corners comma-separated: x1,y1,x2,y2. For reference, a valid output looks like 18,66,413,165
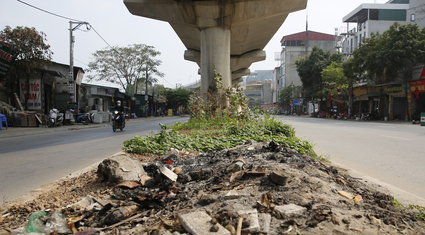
124,0,307,102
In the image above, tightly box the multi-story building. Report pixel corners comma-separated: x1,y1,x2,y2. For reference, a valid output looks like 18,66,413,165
342,0,425,120
241,70,274,109
275,31,339,113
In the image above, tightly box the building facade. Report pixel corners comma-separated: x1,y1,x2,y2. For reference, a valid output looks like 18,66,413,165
275,31,339,113
342,0,425,120
240,70,274,110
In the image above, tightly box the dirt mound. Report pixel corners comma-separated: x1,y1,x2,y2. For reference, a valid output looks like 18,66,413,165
1,142,424,234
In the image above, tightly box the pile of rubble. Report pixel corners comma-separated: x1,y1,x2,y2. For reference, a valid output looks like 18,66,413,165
1,141,424,234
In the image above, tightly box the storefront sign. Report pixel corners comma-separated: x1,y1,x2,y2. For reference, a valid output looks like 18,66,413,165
387,84,403,94
0,43,16,77
19,79,42,110
356,97,369,101
410,80,425,99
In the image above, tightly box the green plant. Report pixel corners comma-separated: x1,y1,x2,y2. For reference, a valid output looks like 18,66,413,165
409,204,425,221
393,199,425,221
123,73,318,160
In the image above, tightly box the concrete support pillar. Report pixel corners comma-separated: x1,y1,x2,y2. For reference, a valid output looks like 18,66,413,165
200,27,231,106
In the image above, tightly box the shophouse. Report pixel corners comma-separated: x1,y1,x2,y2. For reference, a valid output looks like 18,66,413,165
342,0,425,120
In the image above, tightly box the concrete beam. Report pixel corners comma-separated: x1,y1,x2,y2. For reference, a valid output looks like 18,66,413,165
124,0,307,102
231,50,266,72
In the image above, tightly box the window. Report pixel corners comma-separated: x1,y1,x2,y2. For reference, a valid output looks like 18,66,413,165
411,14,415,22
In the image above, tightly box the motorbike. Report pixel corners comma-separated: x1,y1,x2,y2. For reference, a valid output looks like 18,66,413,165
112,110,125,132
337,112,348,120
361,112,370,121
75,113,91,125
412,111,420,124
48,108,64,127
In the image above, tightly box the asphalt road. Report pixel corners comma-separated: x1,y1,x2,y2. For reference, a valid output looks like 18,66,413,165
0,116,189,205
276,115,425,201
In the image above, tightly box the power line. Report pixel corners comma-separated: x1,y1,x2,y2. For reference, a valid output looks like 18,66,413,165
89,24,113,49
17,0,114,49
17,0,83,22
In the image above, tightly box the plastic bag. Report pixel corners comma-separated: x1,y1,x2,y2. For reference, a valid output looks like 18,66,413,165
26,210,71,234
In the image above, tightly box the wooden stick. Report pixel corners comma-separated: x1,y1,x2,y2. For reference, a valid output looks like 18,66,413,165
236,214,247,235
98,212,147,231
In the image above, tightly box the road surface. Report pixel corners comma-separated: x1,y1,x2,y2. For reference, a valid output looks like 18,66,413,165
0,116,189,205
277,115,425,202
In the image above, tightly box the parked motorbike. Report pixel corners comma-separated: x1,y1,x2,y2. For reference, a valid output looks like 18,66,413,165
112,110,125,132
337,112,348,120
361,112,370,121
412,111,420,124
48,108,64,127
75,113,91,125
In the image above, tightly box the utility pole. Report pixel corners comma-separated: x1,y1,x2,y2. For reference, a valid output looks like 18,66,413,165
305,13,309,56
69,21,89,107
145,65,149,118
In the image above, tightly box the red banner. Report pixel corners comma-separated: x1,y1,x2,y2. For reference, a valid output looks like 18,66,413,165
410,80,425,99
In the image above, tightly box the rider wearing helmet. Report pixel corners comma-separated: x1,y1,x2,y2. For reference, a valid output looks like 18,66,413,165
114,100,125,126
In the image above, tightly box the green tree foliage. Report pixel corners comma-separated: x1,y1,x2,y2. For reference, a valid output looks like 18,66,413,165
161,88,192,111
0,26,53,108
321,62,348,98
86,44,163,92
295,46,342,102
278,85,295,106
353,22,425,82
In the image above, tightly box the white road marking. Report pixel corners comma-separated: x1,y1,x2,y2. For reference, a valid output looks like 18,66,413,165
381,135,413,141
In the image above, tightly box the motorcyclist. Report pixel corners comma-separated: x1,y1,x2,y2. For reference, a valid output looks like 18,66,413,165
114,100,125,126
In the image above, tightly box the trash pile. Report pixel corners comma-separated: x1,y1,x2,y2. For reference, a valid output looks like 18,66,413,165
1,141,424,234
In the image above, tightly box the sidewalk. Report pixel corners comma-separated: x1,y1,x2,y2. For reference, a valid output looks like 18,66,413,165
282,113,417,126
0,115,172,139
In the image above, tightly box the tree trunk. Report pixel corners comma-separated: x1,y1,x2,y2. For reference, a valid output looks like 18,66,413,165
25,71,29,110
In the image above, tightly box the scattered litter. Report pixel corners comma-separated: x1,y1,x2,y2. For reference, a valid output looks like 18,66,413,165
160,166,178,182
1,142,424,234
338,190,353,199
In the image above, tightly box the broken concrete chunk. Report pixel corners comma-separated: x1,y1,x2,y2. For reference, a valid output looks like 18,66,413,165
258,213,271,234
178,211,230,235
274,204,307,219
225,190,241,200
97,154,146,183
237,209,260,233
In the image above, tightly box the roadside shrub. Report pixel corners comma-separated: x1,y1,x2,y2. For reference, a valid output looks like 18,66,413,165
122,71,317,159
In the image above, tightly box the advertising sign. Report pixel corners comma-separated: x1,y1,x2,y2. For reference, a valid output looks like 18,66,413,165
19,79,42,110
410,80,425,99
0,42,16,77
